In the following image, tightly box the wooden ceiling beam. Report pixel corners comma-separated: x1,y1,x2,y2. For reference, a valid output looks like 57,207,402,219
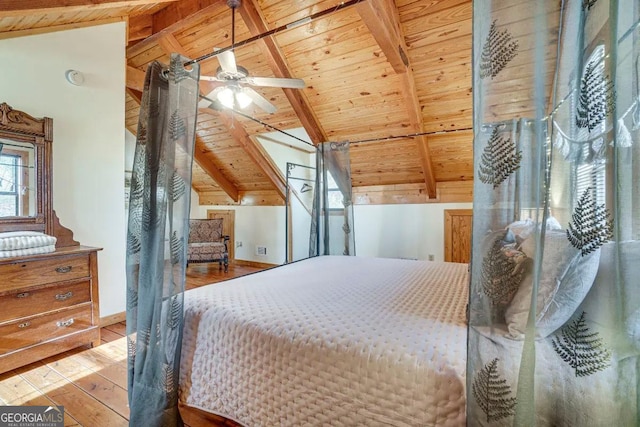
157,34,190,62
151,0,217,34
0,16,125,40
355,0,408,74
216,112,287,200
192,135,240,202
126,65,146,92
356,0,437,199
127,86,240,202
128,14,153,44
155,33,286,201
0,0,179,17
239,0,326,145
155,34,282,202
238,0,351,198
126,0,218,58
156,34,240,202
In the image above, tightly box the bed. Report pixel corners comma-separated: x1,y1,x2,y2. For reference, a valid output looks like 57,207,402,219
468,239,640,426
178,255,469,426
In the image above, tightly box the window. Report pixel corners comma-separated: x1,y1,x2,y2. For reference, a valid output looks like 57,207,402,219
326,171,344,210
0,144,33,217
0,152,20,216
572,45,607,206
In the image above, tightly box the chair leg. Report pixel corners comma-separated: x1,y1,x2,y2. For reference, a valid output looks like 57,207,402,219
224,255,229,273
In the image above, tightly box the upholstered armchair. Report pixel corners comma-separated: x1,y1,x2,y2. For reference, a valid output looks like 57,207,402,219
187,218,229,272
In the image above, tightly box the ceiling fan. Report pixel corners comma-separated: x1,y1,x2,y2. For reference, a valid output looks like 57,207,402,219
199,0,306,114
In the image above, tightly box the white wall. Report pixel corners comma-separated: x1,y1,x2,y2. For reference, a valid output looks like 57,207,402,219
125,130,136,170
193,198,473,264
354,203,473,262
191,130,313,266
0,23,127,317
191,196,287,265
257,130,315,263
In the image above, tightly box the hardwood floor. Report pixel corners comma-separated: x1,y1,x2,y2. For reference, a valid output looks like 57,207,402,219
185,262,265,289
0,263,268,426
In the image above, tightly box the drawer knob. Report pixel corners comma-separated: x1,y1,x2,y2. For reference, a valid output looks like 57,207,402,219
56,319,75,327
55,291,73,301
16,292,30,299
55,266,73,273
18,321,31,329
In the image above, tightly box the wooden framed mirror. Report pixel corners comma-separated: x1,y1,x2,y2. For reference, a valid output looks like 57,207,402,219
0,102,76,246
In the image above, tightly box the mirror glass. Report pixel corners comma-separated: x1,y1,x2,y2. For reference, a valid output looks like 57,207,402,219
0,138,36,217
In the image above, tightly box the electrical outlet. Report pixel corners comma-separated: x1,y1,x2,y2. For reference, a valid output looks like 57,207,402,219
256,246,267,256
236,241,242,248
428,254,435,261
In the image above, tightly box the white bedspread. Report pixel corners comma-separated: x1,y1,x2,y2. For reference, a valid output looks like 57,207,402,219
179,256,469,426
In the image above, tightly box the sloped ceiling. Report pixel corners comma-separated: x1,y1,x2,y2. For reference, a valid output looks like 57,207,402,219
5,0,556,206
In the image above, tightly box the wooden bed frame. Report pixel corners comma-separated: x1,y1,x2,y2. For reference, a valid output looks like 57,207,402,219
179,402,242,427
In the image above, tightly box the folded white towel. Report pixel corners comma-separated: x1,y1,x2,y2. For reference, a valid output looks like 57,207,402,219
0,244,56,258
0,231,57,251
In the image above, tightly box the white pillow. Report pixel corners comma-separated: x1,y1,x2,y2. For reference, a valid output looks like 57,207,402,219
504,230,600,340
579,241,640,353
506,216,563,240
505,218,535,239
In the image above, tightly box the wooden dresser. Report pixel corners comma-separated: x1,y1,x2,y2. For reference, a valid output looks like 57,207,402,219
0,246,101,374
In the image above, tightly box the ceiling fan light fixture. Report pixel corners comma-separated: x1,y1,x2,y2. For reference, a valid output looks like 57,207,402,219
217,87,235,109
200,0,303,114
235,90,253,109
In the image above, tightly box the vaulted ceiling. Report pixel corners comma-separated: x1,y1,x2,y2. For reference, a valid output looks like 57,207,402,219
1,0,479,206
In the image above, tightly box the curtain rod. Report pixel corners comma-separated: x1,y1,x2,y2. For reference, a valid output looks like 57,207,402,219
348,127,474,145
201,96,474,147
184,0,365,67
201,96,315,147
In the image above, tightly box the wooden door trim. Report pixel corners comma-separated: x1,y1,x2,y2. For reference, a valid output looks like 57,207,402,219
444,209,473,263
207,209,235,262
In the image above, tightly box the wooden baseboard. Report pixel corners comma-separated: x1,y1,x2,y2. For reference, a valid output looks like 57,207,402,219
100,311,126,327
233,259,279,269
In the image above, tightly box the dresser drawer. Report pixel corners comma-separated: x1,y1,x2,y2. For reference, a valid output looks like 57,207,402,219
0,304,93,355
0,255,89,293
0,281,91,323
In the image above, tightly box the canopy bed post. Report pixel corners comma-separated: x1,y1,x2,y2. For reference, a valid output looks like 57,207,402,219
125,54,200,427
309,141,355,258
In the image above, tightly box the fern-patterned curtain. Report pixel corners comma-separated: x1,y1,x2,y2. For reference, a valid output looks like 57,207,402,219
309,141,355,257
468,1,640,425
126,54,200,427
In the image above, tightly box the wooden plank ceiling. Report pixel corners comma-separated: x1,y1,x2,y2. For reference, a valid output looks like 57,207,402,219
0,0,562,205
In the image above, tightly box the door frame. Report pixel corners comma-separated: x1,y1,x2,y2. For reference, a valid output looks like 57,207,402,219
207,209,236,263
444,209,473,263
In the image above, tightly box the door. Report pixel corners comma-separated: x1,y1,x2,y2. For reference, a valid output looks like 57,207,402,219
444,209,473,263
207,209,236,263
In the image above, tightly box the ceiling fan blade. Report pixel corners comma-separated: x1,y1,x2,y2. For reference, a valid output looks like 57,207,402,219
242,87,277,114
217,49,237,73
198,87,223,108
200,75,224,82
243,76,306,89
